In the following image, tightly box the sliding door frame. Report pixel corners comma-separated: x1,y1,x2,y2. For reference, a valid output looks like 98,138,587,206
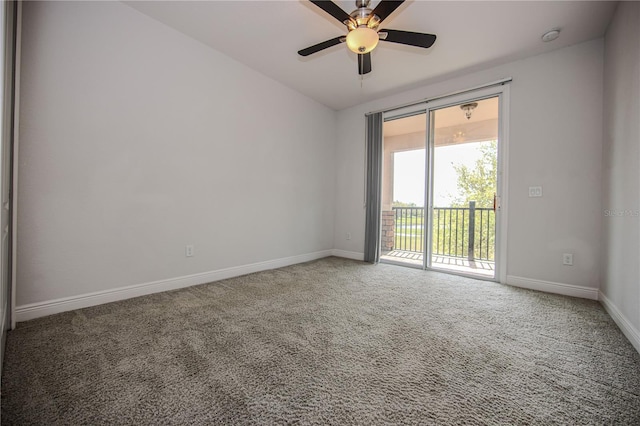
423,84,510,283
382,105,427,270
377,81,510,283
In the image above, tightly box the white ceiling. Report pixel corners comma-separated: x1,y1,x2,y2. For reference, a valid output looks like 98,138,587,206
125,0,617,110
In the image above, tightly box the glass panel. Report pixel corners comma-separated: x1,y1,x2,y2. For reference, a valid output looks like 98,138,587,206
430,97,499,277
379,113,427,267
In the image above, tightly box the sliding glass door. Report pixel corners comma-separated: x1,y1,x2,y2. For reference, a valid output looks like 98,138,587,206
427,97,499,278
379,85,507,280
379,112,427,267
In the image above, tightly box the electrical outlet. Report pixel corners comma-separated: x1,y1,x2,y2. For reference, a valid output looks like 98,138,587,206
185,245,195,257
562,253,573,266
346,232,352,240
529,186,543,197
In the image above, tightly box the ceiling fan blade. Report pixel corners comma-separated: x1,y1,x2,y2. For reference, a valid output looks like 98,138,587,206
358,53,372,75
309,0,352,24
371,0,405,23
379,29,437,49
298,36,345,57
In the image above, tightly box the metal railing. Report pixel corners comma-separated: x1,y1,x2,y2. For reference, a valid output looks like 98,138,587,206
393,207,425,253
392,201,495,261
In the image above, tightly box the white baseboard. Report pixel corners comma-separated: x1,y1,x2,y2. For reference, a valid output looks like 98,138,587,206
15,250,334,322
331,249,365,261
599,292,640,354
506,275,599,300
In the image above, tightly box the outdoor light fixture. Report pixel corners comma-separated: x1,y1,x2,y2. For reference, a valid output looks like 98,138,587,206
460,102,478,120
346,26,379,54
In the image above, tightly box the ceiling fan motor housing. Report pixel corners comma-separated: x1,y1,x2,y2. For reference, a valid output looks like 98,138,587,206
347,0,380,30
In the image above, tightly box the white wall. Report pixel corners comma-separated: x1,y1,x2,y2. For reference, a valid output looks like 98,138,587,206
335,39,604,292
16,1,336,308
601,1,640,349
14,1,619,321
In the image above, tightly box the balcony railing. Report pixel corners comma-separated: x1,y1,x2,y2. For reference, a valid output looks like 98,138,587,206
392,202,495,262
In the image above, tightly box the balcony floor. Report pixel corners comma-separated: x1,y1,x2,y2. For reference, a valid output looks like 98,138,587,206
380,250,495,278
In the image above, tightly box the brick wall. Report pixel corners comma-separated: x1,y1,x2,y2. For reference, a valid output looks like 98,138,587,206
381,210,395,251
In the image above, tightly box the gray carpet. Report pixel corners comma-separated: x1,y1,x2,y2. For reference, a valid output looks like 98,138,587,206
2,257,640,424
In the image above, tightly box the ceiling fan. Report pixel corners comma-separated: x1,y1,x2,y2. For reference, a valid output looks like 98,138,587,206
298,0,437,75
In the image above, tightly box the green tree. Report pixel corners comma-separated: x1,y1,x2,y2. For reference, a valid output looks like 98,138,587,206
430,140,498,261
451,140,497,208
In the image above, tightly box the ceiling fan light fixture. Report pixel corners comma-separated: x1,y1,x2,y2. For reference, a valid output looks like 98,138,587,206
346,26,379,54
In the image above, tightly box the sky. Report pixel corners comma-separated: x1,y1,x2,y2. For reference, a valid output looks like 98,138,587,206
393,142,486,207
